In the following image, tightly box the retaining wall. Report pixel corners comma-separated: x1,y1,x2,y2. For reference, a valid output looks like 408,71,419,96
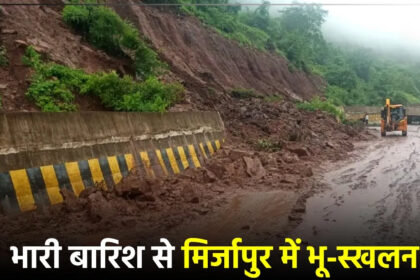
0,112,225,213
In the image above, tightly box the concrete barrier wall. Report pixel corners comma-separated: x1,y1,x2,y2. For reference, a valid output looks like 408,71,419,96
345,106,420,115
0,112,225,213
345,113,381,124
344,106,381,124
345,106,420,125
344,106,381,114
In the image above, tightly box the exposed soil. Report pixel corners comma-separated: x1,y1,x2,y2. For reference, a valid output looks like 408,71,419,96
111,0,324,108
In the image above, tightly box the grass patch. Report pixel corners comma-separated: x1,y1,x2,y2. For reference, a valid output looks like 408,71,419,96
297,97,345,122
263,95,283,103
0,46,8,67
181,5,270,51
256,139,282,152
63,0,166,79
230,88,258,99
22,46,183,112
141,1,270,51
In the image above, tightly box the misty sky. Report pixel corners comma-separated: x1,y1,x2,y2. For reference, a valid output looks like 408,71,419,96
239,0,420,60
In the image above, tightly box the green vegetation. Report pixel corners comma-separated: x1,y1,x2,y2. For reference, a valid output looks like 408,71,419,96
230,88,258,99
318,47,420,106
22,46,183,112
0,45,8,67
145,0,271,50
230,88,283,102
297,97,345,122
154,1,420,107
63,0,165,78
263,95,283,103
22,1,185,112
257,138,282,152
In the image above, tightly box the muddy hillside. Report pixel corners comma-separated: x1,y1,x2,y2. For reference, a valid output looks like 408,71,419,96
111,0,324,105
0,0,322,112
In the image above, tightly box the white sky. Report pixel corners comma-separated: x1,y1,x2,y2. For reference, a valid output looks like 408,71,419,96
239,0,420,60
319,0,420,58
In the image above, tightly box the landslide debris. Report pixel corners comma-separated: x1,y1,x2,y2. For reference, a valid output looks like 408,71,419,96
219,97,365,162
0,97,371,246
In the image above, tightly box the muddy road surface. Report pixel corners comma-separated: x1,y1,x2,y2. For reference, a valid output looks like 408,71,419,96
293,125,420,246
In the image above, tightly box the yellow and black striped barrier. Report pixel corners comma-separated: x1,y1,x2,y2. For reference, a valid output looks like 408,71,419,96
0,140,223,214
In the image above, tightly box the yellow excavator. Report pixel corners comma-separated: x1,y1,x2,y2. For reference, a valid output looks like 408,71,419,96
381,98,407,137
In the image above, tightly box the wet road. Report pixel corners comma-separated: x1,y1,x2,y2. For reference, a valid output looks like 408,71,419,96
293,125,420,245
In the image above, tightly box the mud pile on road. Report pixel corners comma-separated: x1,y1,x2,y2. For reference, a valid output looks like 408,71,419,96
219,97,368,162
0,148,287,245
0,97,372,247
0,146,300,243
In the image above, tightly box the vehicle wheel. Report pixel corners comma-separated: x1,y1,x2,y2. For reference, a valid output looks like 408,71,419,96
381,131,386,137
403,131,407,136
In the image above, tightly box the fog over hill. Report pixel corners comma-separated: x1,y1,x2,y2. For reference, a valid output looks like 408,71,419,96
235,0,420,62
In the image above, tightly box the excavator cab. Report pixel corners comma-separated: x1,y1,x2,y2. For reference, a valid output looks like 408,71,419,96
381,98,407,137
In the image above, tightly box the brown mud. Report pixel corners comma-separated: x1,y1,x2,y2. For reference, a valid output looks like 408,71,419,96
293,126,420,246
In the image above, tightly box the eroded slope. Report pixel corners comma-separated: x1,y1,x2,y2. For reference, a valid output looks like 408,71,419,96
111,1,324,104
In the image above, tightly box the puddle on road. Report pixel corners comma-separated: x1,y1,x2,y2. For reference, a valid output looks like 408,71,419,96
291,126,420,246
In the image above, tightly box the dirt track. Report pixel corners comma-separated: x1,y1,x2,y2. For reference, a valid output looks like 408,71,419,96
293,125,420,245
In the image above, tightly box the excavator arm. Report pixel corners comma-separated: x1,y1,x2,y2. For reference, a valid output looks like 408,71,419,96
381,98,407,137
